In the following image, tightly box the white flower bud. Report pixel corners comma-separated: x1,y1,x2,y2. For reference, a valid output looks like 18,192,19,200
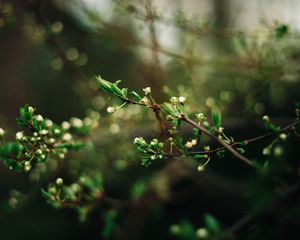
28,106,34,114
24,165,31,172
58,153,65,159
35,149,43,155
140,97,150,105
61,121,70,130
151,155,157,160
36,115,44,122
16,131,24,140
262,115,270,122
178,96,186,104
39,129,48,135
170,97,178,105
143,87,151,95
197,113,204,121
196,228,208,238
197,165,205,172
263,147,271,155
70,117,83,128
191,139,197,146
47,138,56,144
56,177,63,185
133,137,141,144
185,141,193,149
45,120,53,128
107,106,116,113
54,128,61,135
0,127,5,137
62,133,72,141
279,133,287,140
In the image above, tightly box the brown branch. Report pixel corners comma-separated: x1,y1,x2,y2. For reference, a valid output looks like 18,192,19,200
181,115,254,166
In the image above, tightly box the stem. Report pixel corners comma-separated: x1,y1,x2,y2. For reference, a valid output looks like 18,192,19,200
181,115,254,166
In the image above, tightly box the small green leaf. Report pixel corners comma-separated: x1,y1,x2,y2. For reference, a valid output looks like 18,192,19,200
111,83,124,97
162,103,177,116
211,108,222,128
204,214,221,234
121,88,128,97
96,76,114,94
55,142,85,150
294,101,300,109
130,91,142,101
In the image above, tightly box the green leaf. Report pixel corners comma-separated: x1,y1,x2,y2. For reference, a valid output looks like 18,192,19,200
294,101,300,109
55,142,85,150
204,214,221,234
102,209,118,239
0,142,23,158
264,121,280,133
211,108,222,128
111,83,124,97
3,158,23,172
131,180,146,199
275,24,289,38
96,76,114,94
121,88,128,97
162,102,177,116
130,91,142,101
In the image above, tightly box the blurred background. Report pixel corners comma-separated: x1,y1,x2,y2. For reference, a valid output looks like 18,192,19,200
0,0,300,239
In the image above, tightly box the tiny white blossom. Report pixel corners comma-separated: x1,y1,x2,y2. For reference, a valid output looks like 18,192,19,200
107,106,116,113
178,96,186,104
16,131,24,140
56,177,64,185
140,97,150,105
58,153,65,159
143,87,151,95
47,138,56,144
61,121,70,130
170,97,178,105
62,133,72,141
28,106,34,114
35,149,43,155
70,117,83,128
151,155,157,160
54,128,61,135
262,115,270,121
263,147,271,155
279,133,287,140
196,228,208,238
185,141,193,149
0,128,5,137
83,117,92,126
197,113,204,121
39,129,48,135
35,115,44,122
45,119,53,128
197,165,205,172
191,139,197,146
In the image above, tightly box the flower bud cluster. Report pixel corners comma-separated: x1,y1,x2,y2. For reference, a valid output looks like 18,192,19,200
133,137,165,166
